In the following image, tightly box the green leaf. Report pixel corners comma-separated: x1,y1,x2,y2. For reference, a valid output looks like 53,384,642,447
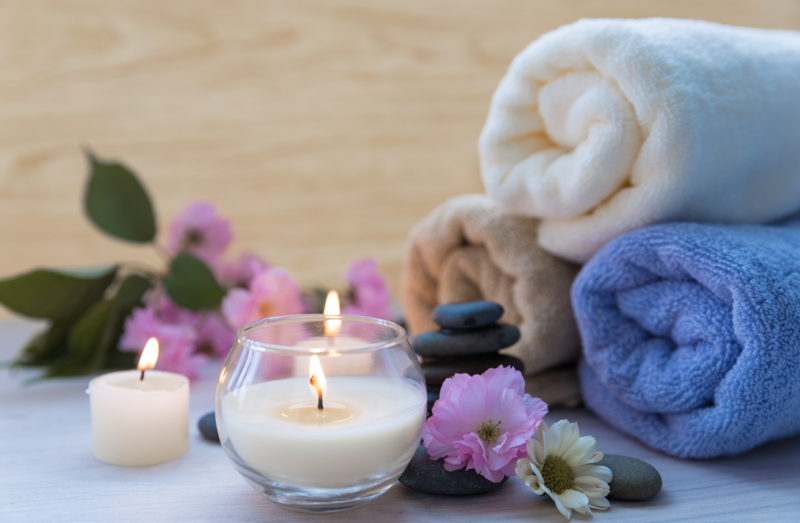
104,274,152,369
164,253,225,311
0,266,117,320
84,151,157,243
41,299,115,378
43,274,152,378
104,346,138,370
51,299,116,377
13,321,72,367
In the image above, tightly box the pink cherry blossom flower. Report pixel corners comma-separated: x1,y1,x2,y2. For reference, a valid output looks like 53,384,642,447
341,258,394,321
221,266,304,329
195,314,236,359
154,294,201,325
216,251,269,288
119,306,207,379
222,266,305,378
166,201,233,264
423,366,548,483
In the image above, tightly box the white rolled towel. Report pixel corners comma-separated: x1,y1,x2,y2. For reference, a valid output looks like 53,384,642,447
479,18,800,263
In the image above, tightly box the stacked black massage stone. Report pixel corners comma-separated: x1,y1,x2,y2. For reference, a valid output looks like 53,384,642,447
413,301,524,416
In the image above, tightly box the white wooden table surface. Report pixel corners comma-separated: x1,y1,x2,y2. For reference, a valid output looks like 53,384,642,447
2,320,799,523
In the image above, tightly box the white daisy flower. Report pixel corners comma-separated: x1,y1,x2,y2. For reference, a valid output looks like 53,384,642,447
516,419,613,520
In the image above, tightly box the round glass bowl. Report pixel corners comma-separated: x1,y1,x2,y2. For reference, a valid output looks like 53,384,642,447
215,315,426,513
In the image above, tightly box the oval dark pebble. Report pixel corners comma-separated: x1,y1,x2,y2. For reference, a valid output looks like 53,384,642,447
198,411,220,443
421,354,525,386
432,301,504,330
399,444,507,495
596,454,662,501
413,324,521,358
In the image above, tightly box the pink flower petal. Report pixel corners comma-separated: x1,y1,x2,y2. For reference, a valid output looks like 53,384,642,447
439,372,472,400
119,304,205,379
166,201,233,265
342,258,394,321
217,251,269,288
197,314,236,358
221,288,254,329
421,365,549,483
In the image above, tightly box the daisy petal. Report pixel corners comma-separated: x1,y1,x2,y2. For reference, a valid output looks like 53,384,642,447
574,464,613,483
588,496,611,510
538,420,549,438
556,422,574,456
574,482,610,498
531,463,544,483
551,493,572,520
526,438,536,460
558,489,590,509
546,421,564,456
533,438,546,465
566,421,580,450
563,436,597,467
524,475,544,495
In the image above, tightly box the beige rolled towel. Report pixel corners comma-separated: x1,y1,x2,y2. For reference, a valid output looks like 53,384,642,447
402,194,582,406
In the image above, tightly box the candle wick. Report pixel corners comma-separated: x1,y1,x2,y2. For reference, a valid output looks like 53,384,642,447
140,370,145,381
310,375,324,410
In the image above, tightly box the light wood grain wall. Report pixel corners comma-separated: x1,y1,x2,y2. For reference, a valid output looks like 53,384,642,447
1,0,799,317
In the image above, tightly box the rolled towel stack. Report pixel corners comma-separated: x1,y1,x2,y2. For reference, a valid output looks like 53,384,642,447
402,194,580,374
403,18,800,457
402,194,581,406
480,18,800,263
572,221,800,458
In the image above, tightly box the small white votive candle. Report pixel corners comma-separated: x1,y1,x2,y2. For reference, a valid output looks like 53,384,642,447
86,338,189,466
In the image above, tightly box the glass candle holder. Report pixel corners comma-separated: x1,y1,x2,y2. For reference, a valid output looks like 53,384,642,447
216,314,426,513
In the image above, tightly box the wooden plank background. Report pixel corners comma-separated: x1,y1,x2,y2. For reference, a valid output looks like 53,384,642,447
1,0,799,317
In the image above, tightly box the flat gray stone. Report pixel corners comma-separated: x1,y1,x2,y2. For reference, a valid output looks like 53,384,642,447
596,454,662,501
413,324,521,358
399,444,507,496
198,411,219,443
421,354,525,386
432,301,504,330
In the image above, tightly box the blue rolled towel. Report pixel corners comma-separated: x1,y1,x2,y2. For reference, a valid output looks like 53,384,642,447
573,221,800,458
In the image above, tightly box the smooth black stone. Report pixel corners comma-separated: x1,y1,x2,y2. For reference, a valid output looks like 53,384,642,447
421,354,525,386
198,411,220,443
596,454,662,501
413,324,521,358
432,301,504,330
399,444,507,496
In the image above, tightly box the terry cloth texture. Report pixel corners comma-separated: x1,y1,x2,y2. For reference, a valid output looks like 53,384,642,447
573,221,800,458
480,18,800,263
402,194,581,393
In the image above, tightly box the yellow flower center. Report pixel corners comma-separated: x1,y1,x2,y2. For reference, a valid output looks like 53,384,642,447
258,301,274,319
476,420,502,442
541,455,574,494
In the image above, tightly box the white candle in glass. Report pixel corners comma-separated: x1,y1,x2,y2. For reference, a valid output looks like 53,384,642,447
86,338,189,466
292,290,373,376
219,356,425,488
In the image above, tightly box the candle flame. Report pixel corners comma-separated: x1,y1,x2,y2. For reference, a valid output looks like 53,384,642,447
308,355,327,397
138,337,159,371
323,290,341,336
